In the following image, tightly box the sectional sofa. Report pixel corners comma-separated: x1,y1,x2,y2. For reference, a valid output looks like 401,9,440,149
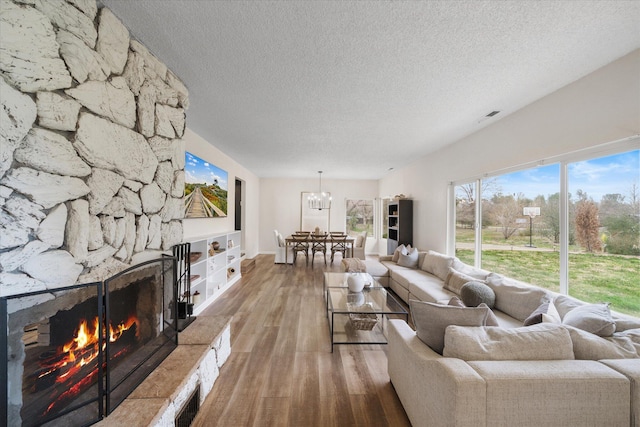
363,249,640,427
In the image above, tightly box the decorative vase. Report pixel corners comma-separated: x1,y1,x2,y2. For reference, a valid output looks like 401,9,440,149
347,273,365,293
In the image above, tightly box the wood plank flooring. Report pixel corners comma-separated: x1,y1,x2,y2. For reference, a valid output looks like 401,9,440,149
192,254,411,427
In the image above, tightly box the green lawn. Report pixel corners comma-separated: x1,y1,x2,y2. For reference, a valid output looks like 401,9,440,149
455,249,640,317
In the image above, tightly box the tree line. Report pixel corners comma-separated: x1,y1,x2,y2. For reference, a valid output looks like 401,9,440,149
456,181,640,255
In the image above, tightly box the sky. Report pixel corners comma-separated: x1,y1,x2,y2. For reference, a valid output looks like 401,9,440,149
489,149,639,203
185,151,228,190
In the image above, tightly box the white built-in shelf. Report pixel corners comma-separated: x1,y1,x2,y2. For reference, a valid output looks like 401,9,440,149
187,231,242,315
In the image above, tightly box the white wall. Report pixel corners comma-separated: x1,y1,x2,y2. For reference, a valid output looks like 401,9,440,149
259,177,378,253
380,49,640,254
182,128,261,258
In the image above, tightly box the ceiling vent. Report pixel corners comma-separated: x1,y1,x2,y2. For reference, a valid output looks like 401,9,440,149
477,110,501,123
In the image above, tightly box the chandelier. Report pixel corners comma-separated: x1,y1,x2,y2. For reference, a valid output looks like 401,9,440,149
308,171,332,210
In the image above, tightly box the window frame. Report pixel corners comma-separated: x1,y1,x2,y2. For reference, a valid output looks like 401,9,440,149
448,136,639,298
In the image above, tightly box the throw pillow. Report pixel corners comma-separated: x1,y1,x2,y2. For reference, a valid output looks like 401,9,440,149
409,299,491,355
444,268,482,295
448,296,466,307
397,246,419,268
524,298,561,326
564,325,639,359
443,324,575,361
485,273,549,322
391,244,408,263
421,250,455,281
563,303,616,337
553,294,586,320
460,281,496,308
479,303,500,326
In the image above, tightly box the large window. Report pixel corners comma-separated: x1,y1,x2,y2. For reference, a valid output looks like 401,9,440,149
452,145,639,317
345,199,374,237
568,151,640,315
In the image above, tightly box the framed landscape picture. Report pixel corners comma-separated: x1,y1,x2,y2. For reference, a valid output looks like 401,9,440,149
184,151,228,218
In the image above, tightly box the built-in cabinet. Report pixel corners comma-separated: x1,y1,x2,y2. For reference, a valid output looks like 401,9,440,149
187,231,242,315
387,199,413,255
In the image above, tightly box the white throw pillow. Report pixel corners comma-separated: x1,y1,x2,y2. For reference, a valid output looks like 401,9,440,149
443,324,575,361
563,303,616,337
524,298,561,326
397,246,419,268
421,250,455,281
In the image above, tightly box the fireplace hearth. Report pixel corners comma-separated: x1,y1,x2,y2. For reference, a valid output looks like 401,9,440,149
1,257,178,427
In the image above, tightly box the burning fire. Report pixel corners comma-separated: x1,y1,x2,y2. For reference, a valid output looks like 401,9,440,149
37,315,139,385
35,315,139,415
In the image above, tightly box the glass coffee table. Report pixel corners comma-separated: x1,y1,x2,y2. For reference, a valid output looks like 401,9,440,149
324,273,408,352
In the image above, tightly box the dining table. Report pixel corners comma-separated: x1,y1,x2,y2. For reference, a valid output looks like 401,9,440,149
284,233,355,265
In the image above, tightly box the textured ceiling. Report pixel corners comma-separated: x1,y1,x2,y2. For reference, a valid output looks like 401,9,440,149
100,0,640,179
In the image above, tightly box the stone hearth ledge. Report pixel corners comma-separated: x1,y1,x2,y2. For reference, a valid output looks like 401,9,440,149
97,315,232,427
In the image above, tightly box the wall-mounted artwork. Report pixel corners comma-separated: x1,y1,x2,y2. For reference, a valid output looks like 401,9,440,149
184,151,228,218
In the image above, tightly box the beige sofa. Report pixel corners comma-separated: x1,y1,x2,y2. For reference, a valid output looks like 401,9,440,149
372,249,640,427
388,319,635,427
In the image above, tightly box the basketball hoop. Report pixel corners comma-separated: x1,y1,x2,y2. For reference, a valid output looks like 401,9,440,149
522,207,540,247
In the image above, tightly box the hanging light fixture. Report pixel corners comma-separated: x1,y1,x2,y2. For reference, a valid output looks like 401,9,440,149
308,171,332,210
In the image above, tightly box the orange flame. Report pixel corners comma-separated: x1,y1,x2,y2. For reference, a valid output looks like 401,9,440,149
47,315,138,385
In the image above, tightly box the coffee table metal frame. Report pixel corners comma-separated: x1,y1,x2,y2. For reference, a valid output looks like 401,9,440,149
325,282,408,352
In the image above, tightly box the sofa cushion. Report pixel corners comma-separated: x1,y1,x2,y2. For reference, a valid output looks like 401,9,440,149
565,325,639,359
410,299,491,354
563,303,616,337
420,250,455,281
460,281,495,308
408,273,456,303
363,259,389,278
397,246,419,268
485,273,549,322
443,324,575,361
612,312,640,332
524,298,561,326
444,268,480,295
448,297,498,325
451,259,491,280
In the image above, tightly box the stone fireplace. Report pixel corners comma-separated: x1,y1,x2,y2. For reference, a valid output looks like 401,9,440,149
2,257,178,426
1,1,192,425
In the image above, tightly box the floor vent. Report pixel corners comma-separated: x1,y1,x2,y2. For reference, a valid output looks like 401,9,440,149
176,386,200,427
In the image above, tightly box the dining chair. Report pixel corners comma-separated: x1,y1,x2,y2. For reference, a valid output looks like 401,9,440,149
330,234,348,264
329,231,345,236
291,233,310,266
310,233,328,267
352,231,367,260
273,229,293,264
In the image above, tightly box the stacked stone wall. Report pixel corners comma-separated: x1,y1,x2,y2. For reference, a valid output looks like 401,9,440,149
0,0,188,297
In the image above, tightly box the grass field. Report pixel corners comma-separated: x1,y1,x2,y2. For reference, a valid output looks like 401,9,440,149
455,249,640,317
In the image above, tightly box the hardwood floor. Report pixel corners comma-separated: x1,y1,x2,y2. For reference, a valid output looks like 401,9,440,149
191,254,411,427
